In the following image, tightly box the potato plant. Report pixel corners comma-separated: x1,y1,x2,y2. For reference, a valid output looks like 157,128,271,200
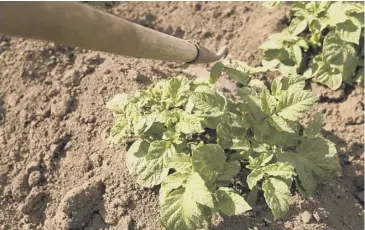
261,1,364,90
107,59,340,229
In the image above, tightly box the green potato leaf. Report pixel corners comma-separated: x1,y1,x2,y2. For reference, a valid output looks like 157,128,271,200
159,172,188,204
247,162,295,189
305,112,323,137
216,161,241,183
126,139,171,188
277,89,318,121
167,153,192,174
262,1,284,9
262,177,292,219
185,172,215,208
216,187,252,216
209,61,224,84
160,188,207,230
192,144,226,183
277,137,340,196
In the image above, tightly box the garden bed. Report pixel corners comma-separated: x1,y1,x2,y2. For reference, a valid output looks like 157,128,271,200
0,2,363,230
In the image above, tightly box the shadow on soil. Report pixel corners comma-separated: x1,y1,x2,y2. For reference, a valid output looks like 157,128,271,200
213,130,364,230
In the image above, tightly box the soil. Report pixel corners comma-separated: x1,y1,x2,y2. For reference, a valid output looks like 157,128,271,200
0,2,363,230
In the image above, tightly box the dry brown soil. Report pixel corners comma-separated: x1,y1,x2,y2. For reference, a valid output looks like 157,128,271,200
0,2,363,230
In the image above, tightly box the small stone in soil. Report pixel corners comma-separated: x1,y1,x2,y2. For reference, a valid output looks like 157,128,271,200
64,141,73,151
19,109,29,124
7,93,20,107
300,211,312,223
62,70,81,86
28,171,41,187
20,189,48,214
50,95,73,118
313,210,321,222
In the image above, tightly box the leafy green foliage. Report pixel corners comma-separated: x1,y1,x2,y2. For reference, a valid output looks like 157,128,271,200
260,1,364,89
108,59,340,228
262,1,284,9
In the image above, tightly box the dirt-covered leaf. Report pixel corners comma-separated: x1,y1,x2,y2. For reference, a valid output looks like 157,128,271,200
216,187,252,216
260,38,284,50
221,59,266,84
106,93,130,112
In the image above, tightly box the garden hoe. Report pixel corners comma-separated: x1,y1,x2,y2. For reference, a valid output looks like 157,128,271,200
0,2,228,64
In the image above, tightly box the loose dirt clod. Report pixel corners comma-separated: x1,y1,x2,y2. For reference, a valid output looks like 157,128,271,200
115,215,133,230
300,211,312,224
50,94,74,119
20,189,48,214
45,179,105,229
312,208,329,222
28,171,41,187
